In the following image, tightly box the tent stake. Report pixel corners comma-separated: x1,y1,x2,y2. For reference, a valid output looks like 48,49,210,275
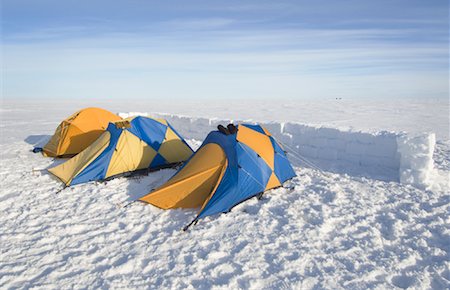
183,219,197,232
123,200,136,208
55,186,67,195
120,200,138,208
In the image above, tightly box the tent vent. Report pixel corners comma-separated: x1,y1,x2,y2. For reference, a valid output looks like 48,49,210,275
115,120,131,129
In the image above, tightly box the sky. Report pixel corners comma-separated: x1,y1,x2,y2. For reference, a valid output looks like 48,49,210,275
1,0,449,101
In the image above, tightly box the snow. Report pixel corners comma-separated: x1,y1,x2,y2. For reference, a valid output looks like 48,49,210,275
398,133,437,188
1,100,449,289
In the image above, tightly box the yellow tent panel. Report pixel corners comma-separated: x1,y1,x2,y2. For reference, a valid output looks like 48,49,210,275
139,143,227,209
265,172,281,191
236,125,275,169
48,131,111,185
158,127,193,163
105,130,157,178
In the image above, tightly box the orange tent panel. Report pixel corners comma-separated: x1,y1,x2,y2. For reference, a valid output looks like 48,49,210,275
43,107,121,157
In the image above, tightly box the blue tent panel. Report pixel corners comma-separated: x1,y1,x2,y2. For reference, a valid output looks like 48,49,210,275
241,124,266,135
150,153,167,168
127,117,167,151
71,124,122,185
270,137,285,155
236,142,272,188
196,166,237,219
273,152,296,183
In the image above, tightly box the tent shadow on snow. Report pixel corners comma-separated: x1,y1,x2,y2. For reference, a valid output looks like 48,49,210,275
24,135,51,147
122,168,176,201
25,135,78,171
121,169,205,225
287,158,399,182
25,135,68,177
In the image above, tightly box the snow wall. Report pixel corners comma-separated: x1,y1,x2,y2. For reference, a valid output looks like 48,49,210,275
120,112,436,188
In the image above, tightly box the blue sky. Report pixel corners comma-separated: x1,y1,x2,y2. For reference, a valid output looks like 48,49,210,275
2,0,449,100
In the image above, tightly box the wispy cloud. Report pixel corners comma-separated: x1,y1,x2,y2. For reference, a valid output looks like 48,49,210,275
4,28,447,100
157,18,237,30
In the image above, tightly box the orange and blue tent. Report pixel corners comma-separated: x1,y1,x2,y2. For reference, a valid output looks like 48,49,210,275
138,123,296,228
48,116,193,186
35,107,122,158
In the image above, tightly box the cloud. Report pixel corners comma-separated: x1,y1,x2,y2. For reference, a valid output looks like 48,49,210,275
3,19,448,100
157,18,237,30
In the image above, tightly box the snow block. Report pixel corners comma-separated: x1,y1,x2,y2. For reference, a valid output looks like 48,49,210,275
121,112,436,188
317,127,341,139
317,148,338,160
299,145,318,158
327,138,347,151
346,142,366,155
118,112,148,118
314,138,329,148
397,133,436,188
337,151,361,163
366,143,396,158
355,132,376,144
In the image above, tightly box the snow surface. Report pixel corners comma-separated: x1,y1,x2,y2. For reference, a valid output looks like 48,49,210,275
1,100,449,289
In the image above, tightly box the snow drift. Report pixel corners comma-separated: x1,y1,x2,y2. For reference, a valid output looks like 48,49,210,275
119,112,436,188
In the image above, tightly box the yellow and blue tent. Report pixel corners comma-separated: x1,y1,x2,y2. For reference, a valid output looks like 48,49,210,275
48,116,193,186
139,123,296,228
35,107,122,158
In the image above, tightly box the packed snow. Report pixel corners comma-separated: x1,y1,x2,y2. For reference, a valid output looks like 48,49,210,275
0,100,449,289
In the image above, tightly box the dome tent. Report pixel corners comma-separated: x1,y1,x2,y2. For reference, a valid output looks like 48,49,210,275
36,107,122,158
138,123,296,229
48,116,193,186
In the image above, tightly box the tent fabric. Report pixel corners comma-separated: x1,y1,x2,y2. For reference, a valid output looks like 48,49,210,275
48,116,194,186
140,143,228,209
139,124,296,223
41,107,121,158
